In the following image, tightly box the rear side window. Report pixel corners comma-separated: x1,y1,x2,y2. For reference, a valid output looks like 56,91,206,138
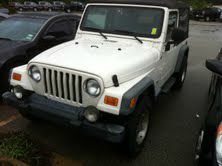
166,11,178,41
178,8,189,39
45,19,72,37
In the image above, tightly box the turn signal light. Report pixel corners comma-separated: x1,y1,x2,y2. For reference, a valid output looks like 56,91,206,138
217,123,222,136
12,73,21,81
130,98,136,109
104,96,119,106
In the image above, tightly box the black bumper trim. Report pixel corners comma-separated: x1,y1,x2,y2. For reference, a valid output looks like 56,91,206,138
2,92,125,143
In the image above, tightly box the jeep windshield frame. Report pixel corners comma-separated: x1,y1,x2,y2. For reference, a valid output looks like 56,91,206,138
80,5,165,39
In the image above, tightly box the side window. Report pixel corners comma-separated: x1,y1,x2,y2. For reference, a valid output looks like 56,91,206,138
45,19,72,37
68,18,79,35
166,11,178,42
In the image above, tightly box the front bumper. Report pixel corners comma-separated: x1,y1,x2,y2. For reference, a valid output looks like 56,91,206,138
2,92,125,143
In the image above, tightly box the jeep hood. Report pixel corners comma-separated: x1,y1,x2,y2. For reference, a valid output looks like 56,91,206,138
31,39,159,87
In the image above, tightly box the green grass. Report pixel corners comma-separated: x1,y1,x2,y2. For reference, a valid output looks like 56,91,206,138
0,133,50,166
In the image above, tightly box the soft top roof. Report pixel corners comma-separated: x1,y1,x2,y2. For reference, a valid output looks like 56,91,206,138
89,0,189,9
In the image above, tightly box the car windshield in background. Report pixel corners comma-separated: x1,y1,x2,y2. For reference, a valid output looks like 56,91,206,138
81,6,164,38
0,17,46,42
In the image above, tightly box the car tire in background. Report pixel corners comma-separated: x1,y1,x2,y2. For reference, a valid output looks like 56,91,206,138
205,16,211,22
33,7,37,12
66,8,71,13
48,8,52,12
125,96,151,157
19,7,23,12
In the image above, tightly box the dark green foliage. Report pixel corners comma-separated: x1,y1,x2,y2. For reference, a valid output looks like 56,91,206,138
0,133,50,166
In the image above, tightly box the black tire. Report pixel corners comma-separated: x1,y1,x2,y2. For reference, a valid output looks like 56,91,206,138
19,7,23,12
124,96,151,157
33,8,37,12
66,8,71,13
174,56,188,89
205,16,211,22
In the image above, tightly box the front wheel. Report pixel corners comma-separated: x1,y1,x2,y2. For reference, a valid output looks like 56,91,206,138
174,56,188,89
125,97,151,157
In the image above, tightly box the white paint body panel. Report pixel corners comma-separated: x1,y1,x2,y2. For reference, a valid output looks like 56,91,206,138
9,3,188,116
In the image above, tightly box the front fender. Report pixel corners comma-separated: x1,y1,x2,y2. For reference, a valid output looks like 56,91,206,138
120,77,154,116
10,65,33,91
96,73,155,116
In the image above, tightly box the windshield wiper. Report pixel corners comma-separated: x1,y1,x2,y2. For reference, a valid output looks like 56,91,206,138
0,37,12,41
84,27,108,40
112,30,143,44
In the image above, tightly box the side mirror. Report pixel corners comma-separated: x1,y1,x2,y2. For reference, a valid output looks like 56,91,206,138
171,28,187,43
206,59,222,75
42,35,56,41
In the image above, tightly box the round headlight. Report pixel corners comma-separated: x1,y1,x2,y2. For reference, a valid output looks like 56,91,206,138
29,65,41,82
85,79,101,97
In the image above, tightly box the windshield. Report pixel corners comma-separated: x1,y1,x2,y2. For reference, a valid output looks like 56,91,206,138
81,5,164,38
0,17,46,42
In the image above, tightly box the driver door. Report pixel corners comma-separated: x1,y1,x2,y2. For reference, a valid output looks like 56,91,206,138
161,11,180,84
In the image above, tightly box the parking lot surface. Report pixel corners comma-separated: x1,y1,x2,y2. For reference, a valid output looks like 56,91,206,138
0,20,222,166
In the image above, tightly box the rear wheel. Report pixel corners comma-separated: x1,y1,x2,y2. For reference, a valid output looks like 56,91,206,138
33,8,37,12
19,7,23,12
174,56,188,88
125,97,151,157
48,8,52,12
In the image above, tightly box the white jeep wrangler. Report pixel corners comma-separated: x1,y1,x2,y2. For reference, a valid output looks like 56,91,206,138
3,0,190,156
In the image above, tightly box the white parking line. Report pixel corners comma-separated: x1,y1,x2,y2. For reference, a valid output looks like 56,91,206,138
0,114,21,127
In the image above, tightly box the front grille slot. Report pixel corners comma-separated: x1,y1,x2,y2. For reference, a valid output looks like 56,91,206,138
43,68,83,105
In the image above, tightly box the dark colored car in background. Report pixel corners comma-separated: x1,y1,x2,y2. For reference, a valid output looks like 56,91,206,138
52,1,66,10
38,1,53,11
64,1,85,13
195,48,222,166
193,7,222,21
10,2,24,12
0,12,80,95
21,1,39,12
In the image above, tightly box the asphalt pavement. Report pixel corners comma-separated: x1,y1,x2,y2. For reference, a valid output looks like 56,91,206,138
0,20,222,166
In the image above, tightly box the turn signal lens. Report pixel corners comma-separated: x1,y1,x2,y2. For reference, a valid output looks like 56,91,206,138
217,123,222,136
104,96,119,106
130,98,136,109
12,73,21,81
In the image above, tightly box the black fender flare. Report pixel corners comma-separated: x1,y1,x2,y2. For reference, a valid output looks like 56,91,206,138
174,44,189,73
120,76,155,116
